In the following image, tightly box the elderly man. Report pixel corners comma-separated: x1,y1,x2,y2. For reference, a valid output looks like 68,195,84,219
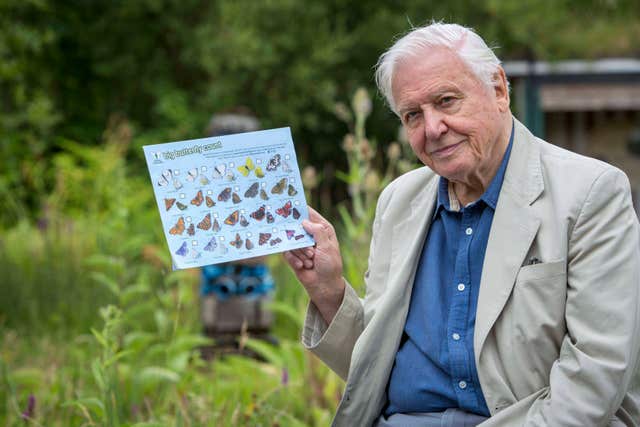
284,22,640,426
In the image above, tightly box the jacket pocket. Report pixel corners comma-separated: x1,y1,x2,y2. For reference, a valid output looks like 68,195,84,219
515,259,566,283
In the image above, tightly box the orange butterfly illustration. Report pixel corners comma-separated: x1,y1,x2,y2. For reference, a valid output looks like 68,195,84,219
164,198,176,211
191,190,204,206
206,195,215,207
187,223,195,236
224,210,239,226
197,213,211,230
169,217,185,235
230,233,243,248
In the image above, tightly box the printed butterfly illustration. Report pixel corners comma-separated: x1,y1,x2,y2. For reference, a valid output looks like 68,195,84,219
191,190,204,206
164,198,176,211
245,238,254,250
282,160,292,173
266,154,281,171
200,175,210,186
286,229,295,240
271,178,287,195
212,164,226,179
276,201,292,218
186,168,198,182
232,192,242,204
175,241,188,256
191,249,201,259
250,205,266,221
255,167,265,178
230,233,243,249
169,217,185,235
292,208,300,220
260,189,269,200
204,236,218,252
287,184,298,196
218,187,232,202
244,182,259,198
177,201,188,211
187,223,195,236
295,234,305,240
259,233,271,245
206,195,215,207
237,157,255,177
173,178,183,190
270,237,282,246
239,215,249,227
158,169,172,187
219,243,228,254
266,212,275,224
225,170,235,181
224,210,239,226
212,218,221,232
197,213,211,230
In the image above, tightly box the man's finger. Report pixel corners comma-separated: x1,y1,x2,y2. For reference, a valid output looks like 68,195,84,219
302,219,333,246
308,206,330,226
283,250,305,270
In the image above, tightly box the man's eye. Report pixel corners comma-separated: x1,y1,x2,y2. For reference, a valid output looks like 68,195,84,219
404,111,419,123
439,96,455,106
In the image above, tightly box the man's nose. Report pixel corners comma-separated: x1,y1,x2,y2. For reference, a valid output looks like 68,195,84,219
422,107,447,141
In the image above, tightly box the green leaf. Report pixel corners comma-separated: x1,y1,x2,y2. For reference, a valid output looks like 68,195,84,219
63,397,105,419
90,271,120,297
243,338,283,366
136,366,180,388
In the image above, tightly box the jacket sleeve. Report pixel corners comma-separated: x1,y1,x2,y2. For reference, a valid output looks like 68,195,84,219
495,168,640,426
301,181,396,381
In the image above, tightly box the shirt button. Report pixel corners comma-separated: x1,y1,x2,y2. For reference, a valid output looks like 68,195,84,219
457,283,465,291
459,381,467,389
465,227,473,235
452,333,460,341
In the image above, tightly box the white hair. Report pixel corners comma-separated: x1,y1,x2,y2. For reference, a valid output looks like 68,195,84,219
374,22,507,115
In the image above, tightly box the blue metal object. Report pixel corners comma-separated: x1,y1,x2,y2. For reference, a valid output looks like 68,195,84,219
200,263,274,300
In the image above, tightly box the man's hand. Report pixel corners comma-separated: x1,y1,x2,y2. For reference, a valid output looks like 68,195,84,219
284,207,345,325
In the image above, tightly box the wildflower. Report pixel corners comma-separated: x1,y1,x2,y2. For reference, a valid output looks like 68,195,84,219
352,88,372,118
334,102,352,124
387,143,401,161
21,394,35,420
342,134,355,153
302,166,318,190
281,367,289,386
360,138,374,160
364,171,381,193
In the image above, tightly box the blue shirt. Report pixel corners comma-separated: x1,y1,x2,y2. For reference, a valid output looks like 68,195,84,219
385,127,514,417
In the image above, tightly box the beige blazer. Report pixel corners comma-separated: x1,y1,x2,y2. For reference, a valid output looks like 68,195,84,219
303,119,640,426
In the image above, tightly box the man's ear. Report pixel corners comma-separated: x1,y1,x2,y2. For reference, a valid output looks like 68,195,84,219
493,67,510,112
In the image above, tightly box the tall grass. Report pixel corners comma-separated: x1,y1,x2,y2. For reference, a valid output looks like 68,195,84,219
0,88,416,426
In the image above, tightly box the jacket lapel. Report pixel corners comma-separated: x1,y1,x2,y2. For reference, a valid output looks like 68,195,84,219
474,119,544,361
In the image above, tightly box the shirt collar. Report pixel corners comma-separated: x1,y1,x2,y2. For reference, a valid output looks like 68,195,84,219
434,120,515,217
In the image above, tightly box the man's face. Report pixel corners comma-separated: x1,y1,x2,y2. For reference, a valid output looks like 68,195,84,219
391,48,510,184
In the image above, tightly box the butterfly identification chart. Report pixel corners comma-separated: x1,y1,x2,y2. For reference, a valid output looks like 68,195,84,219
143,127,315,269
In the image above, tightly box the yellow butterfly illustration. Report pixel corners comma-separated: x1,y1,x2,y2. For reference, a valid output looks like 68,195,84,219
237,157,255,177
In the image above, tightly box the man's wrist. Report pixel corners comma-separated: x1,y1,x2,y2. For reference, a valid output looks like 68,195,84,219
313,277,346,325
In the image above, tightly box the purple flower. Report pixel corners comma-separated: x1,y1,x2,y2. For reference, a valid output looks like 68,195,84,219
281,367,289,386
21,394,35,420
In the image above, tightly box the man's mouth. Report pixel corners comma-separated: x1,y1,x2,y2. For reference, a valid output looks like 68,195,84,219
430,141,464,157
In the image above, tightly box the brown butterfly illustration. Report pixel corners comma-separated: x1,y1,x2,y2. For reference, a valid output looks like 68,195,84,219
191,190,204,206
271,178,287,194
218,187,232,202
176,201,188,210
206,195,215,207
164,198,176,211
250,205,266,221
230,233,243,248
224,210,239,226
287,184,298,196
187,223,195,236
212,218,221,232
244,182,259,198
259,232,271,245
239,215,249,227
232,192,242,204
169,217,185,235
266,212,275,224
270,237,282,246
197,213,211,230
245,238,254,250
260,189,269,200
292,207,300,220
